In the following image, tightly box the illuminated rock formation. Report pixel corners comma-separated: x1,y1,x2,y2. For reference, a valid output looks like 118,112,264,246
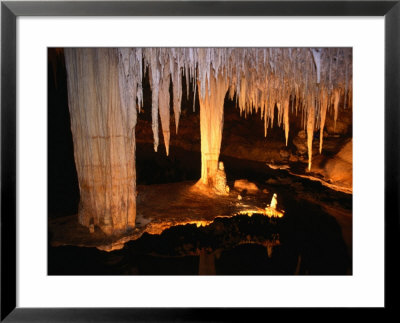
270,193,278,210
199,72,229,186
64,47,352,235
138,48,352,172
307,103,316,171
264,193,284,218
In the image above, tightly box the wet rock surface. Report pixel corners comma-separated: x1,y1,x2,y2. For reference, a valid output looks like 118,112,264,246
49,209,350,275
49,151,352,275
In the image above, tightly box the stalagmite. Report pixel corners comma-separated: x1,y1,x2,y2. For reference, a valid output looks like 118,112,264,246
307,104,316,171
215,161,228,195
270,193,278,210
64,48,137,235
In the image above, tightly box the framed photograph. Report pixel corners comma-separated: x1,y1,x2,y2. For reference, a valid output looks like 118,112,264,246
1,0,398,321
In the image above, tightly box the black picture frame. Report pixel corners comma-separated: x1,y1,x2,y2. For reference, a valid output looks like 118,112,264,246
1,1,399,321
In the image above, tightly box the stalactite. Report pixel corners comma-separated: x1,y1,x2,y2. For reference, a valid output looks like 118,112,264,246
319,89,328,154
333,88,340,131
171,60,182,134
158,61,171,155
264,98,268,137
269,97,275,132
141,47,350,177
148,49,161,152
307,103,316,171
283,98,289,146
311,49,322,84
276,102,282,128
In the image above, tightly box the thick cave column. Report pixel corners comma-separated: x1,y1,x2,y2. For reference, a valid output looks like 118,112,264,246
64,48,136,235
198,72,229,187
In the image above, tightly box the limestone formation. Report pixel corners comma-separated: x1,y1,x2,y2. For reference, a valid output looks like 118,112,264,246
199,71,229,186
64,49,138,235
64,47,352,235
214,161,228,195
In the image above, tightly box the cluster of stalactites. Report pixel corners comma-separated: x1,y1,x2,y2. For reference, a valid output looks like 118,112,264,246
117,48,352,167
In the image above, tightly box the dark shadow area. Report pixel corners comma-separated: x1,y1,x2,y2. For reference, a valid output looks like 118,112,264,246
136,143,201,185
48,49,79,218
49,207,350,275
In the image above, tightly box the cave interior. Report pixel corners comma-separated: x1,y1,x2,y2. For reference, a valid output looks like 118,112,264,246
48,48,352,275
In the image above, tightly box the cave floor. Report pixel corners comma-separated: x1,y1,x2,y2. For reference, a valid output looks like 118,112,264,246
49,166,352,257
49,181,275,251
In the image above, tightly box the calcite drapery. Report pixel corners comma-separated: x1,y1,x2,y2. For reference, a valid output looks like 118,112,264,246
64,48,137,235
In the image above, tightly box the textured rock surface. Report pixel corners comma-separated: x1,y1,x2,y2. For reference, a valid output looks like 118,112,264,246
233,179,259,194
64,49,137,235
325,105,353,135
323,140,353,187
293,130,308,155
215,162,228,195
310,139,353,190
